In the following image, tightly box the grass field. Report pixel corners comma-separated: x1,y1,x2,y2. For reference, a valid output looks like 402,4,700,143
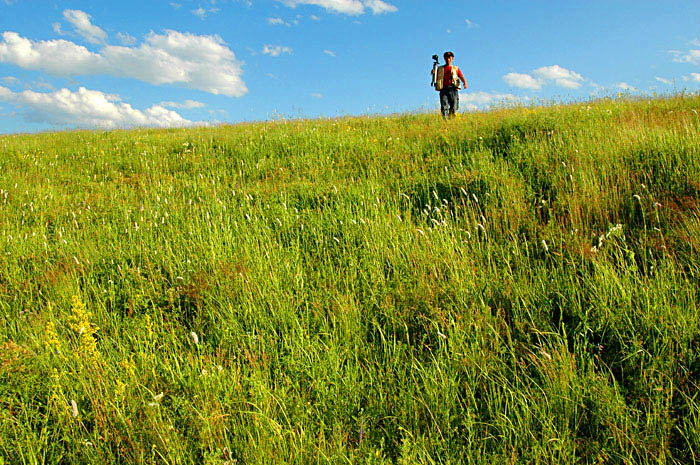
1,94,699,464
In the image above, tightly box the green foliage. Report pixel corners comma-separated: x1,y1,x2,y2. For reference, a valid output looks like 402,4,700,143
1,95,699,464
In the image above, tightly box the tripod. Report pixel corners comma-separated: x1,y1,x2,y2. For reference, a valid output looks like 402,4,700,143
430,55,440,87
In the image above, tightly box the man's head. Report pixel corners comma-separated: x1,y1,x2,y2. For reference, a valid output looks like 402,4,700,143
443,51,454,65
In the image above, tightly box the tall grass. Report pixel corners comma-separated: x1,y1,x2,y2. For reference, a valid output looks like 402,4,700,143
1,94,699,464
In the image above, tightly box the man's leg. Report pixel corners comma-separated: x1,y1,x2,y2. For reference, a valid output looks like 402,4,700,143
440,90,449,118
448,88,459,118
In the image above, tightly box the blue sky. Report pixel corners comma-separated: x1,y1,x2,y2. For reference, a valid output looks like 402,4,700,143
1,0,700,133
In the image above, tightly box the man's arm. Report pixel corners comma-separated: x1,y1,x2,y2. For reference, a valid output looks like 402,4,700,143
457,68,467,89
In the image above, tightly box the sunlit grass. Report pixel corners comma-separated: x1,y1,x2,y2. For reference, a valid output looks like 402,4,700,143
1,93,699,464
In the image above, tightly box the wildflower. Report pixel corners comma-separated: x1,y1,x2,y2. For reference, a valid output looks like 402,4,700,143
190,331,199,345
46,320,61,354
70,399,78,418
115,379,127,403
68,295,101,368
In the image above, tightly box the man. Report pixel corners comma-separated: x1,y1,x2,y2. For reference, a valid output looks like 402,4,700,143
432,51,468,119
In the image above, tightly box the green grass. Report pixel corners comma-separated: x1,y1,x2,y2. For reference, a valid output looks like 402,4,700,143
1,94,699,464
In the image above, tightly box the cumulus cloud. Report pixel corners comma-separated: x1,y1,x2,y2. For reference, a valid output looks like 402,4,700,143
532,65,584,89
277,0,396,16
63,9,107,44
262,45,292,56
160,99,205,109
460,91,522,111
503,65,585,90
116,32,137,46
0,30,247,97
0,85,197,128
690,73,700,82
614,82,637,92
0,32,106,76
503,72,542,90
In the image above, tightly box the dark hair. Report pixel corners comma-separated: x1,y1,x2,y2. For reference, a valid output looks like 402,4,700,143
443,51,454,59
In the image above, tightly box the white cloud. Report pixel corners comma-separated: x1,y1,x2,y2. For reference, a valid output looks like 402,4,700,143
277,0,396,15
191,7,219,19
671,49,700,64
465,19,478,29
267,17,298,26
0,85,197,128
63,10,107,44
52,23,63,35
532,65,584,89
0,30,247,97
614,82,637,92
310,14,320,20
504,65,586,90
117,32,137,46
691,73,700,82
655,76,672,85
192,7,207,19
0,32,106,76
503,72,542,90
0,76,20,85
262,45,292,56
364,0,397,14
460,91,523,111
160,99,205,109
310,92,323,98
323,49,336,57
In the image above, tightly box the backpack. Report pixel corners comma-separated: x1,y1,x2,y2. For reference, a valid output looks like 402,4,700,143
434,65,461,91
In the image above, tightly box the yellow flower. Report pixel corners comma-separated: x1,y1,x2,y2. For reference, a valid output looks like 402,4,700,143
46,320,61,354
68,295,102,368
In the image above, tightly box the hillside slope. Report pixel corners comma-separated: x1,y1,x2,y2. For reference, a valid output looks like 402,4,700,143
1,95,699,464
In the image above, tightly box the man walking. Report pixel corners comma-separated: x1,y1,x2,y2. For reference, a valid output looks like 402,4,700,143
432,51,468,119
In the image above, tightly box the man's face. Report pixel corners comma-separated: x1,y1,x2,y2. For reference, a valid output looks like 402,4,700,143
445,55,454,65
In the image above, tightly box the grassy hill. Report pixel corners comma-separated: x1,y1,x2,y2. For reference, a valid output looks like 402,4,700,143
1,94,699,464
